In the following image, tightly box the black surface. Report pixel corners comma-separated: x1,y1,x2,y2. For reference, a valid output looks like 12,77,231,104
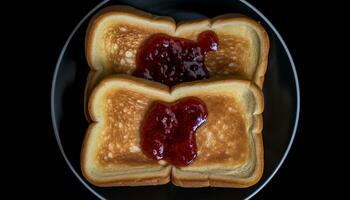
30,0,340,199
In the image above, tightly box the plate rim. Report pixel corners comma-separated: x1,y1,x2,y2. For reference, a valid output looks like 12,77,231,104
50,0,109,199
50,0,300,199
240,0,300,198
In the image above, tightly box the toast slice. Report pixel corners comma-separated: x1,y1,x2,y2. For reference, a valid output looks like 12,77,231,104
81,75,264,187
85,5,269,100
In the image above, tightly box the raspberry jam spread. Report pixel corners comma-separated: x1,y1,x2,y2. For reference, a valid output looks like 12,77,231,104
133,31,219,87
140,97,208,166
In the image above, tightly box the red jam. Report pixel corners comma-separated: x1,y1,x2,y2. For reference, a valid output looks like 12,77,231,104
140,97,208,166
133,31,219,87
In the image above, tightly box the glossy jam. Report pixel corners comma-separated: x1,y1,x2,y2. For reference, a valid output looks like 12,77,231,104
140,97,208,166
133,31,219,87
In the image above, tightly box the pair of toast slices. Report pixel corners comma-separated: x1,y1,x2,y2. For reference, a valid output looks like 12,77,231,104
81,5,269,188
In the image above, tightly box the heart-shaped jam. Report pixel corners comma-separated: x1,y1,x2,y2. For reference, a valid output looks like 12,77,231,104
133,31,219,87
140,97,208,166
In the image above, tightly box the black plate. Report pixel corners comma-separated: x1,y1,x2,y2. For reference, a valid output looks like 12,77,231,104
51,0,300,199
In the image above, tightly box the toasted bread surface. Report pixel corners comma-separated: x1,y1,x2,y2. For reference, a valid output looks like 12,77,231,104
82,75,263,187
85,5,269,99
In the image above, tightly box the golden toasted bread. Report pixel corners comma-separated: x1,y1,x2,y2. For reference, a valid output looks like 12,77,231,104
81,75,263,187
85,5,269,99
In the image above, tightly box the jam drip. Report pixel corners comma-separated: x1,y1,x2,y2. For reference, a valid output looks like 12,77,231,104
140,97,208,166
133,31,219,87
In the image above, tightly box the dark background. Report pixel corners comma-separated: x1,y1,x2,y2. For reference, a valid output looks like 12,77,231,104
9,0,342,199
